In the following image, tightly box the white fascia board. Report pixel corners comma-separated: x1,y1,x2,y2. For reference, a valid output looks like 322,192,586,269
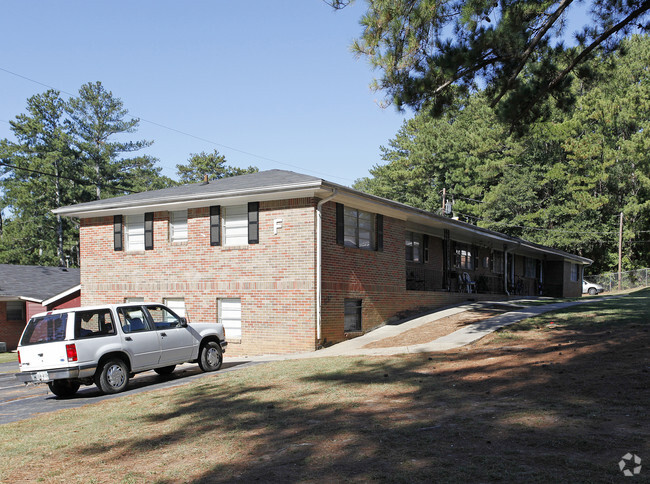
54,183,324,218
41,285,81,307
18,296,44,303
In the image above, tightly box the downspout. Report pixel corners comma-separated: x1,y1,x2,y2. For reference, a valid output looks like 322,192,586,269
504,246,511,296
316,189,338,344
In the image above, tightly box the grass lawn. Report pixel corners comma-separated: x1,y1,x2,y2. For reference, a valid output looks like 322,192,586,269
1,290,648,483
0,352,17,364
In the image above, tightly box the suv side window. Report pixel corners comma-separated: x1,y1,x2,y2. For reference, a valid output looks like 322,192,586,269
146,305,182,330
117,307,152,333
75,310,116,338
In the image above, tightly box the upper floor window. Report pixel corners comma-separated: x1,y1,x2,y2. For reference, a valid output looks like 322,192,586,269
454,244,474,270
525,257,537,278
125,214,145,252
570,263,579,282
224,205,249,246
405,231,423,262
170,210,188,243
344,207,375,250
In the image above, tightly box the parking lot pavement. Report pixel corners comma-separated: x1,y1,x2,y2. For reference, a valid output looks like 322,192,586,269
0,359,260,425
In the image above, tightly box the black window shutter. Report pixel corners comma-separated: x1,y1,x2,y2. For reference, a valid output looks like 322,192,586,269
336,203,344,246
113,215,123,251
210,206,221,246
248,202,259,244
144,212,154,250
376,214,383,251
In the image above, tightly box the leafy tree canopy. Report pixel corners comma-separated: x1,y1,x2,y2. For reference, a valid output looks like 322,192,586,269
355,35,650,274
176,149,258,184
329,0,650,127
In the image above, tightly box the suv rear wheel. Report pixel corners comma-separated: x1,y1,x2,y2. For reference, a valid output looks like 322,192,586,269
95,358,129,394
48,379,80,398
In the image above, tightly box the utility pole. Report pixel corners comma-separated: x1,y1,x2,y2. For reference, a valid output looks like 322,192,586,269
442,188,446,212
618,212,623,291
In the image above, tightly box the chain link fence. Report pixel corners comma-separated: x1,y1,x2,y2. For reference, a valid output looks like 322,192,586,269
585,268,650,293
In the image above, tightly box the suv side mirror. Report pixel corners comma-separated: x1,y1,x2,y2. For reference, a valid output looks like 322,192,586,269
179,317,188,328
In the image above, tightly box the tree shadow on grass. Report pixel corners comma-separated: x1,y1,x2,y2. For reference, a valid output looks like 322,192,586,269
69,295,649,483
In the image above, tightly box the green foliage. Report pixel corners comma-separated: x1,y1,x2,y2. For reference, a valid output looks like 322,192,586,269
176,149,258,184
0,83,175,267
356,36,650,273
334,0,650,126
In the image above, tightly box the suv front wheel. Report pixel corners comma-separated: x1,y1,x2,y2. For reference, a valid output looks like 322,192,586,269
198,341,223,372
95,358,130,394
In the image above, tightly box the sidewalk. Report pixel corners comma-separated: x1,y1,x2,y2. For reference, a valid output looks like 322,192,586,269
225,295,622,364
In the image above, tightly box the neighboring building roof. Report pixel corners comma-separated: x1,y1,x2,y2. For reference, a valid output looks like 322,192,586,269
0,265,81,303
53,169,592,265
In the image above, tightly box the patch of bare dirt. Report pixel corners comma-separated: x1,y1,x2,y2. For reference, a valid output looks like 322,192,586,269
363,308,507,348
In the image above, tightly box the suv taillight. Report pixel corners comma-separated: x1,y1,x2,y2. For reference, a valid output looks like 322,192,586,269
66,344,78,362
17,350,21,364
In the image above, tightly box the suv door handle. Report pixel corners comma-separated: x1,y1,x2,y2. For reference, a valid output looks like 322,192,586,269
160,332,167,337
125,337,133,341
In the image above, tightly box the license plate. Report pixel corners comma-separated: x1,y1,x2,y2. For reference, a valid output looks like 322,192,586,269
33,371,49,382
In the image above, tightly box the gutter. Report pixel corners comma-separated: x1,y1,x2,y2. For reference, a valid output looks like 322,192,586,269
316,188,338,343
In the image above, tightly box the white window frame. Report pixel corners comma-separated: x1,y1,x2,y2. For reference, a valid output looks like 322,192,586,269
223,205,249,246
124,297,145,304
125,214,145,252
218,298,242,341
170,210,188,243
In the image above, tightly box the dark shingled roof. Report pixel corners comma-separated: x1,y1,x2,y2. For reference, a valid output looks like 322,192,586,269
56,170,323,213
0,265,80,302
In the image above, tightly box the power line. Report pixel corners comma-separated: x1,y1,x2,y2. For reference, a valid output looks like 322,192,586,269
0,66,356,184
0,161,137,194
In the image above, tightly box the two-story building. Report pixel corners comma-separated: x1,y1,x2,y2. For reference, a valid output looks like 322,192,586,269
54,170,591,355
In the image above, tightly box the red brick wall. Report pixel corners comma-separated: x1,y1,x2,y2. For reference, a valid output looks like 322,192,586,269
320,202,503,345
80,199,317,355
0,301,26,351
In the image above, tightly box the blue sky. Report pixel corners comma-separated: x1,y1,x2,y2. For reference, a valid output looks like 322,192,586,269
0,1,409,186
1,2,594,188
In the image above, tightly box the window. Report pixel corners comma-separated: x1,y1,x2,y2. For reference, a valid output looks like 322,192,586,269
454,244,474,270
224,205,249,246
75,310,116,338
570,263,579,282
117,307,150,333
405,231,423,262
219,298,241,340
170,210,188,243
492,251,504,274
20,313,67,346
164,298,186,318
6,301,24,321
525,257,537,278
344,207,375,250
125,214,145,252
147,304,183,329
344,299,362,332
125,297,145,304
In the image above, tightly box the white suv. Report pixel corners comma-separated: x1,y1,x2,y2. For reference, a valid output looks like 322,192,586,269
15,303,227,397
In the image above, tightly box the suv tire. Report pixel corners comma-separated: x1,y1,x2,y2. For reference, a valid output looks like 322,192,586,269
95,358,129,394
198,341,223,372
48,379,80,398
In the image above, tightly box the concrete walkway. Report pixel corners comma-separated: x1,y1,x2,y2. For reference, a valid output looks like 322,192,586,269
226,295,621,364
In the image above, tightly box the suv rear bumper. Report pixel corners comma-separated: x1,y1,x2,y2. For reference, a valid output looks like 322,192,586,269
16,364,97,383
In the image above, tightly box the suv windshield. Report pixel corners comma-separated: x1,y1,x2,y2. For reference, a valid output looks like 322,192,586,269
20,313,68,345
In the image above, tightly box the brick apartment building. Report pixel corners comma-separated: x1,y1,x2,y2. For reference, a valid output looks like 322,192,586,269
0,265,80,350
54,170,591,355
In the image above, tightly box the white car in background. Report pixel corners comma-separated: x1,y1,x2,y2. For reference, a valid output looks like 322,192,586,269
582,280,604,296
15,303,227,397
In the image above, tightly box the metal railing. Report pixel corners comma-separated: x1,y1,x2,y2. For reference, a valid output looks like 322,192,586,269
586,268,650,293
